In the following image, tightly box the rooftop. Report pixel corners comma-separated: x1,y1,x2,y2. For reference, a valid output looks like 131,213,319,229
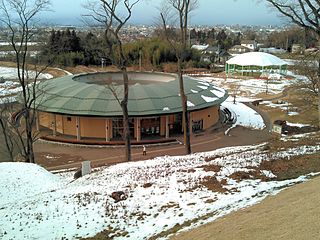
35,72,228,117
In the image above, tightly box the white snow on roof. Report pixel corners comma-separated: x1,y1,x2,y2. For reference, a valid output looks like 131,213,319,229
201,95,218,102
191,89,198,93
197,85,208,90
163,107,170,111
210,89,225,98
226,52,287,67
198,81,210,86
187,101,195,107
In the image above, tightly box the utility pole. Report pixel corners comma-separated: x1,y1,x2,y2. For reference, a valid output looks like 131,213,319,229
139,49,142,72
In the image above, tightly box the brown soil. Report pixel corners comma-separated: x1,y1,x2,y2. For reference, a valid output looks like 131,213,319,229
171,175,320,240
199,176,228,193
261,153,320,181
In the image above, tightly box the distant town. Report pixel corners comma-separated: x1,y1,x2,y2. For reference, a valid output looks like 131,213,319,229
0,23,315,70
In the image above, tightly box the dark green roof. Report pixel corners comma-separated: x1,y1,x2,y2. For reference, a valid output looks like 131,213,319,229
35,72,228,117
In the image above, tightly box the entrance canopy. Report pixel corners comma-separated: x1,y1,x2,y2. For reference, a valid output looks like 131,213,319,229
226,52,288,76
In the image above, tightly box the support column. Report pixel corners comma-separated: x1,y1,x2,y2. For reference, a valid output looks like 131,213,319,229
189,112,192,135
76,116,81,141
105,119,110,142
136,118,141,142
52,114,56,137
165,115,169,139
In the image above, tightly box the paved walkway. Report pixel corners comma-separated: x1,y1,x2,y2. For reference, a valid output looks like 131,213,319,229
35,118,272,171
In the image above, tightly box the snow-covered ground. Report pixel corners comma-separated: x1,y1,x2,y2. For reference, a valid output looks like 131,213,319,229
0,81,21,97
222,98,265,134
1,143,319,240
199,76,297,97
0,66,53,80
0,67,53,102
196,71,313,128
0,42,40,46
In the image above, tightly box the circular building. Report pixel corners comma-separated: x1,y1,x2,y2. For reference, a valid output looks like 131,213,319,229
35,72,228,144
225,52,288,76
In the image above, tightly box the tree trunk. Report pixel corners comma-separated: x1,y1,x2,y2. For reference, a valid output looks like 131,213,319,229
121,67,131,161
24,110,35,163
178,58,191,154
0,118,14,161
318,59,320,129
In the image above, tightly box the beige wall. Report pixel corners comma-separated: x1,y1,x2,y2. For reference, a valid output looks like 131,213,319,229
39,112,53,129
190,106,219,130
56,115,64,133
39,106,220,140
80,117,105,138
62,116,77,136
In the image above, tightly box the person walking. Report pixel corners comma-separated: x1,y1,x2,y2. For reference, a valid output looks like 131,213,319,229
142,145,147,155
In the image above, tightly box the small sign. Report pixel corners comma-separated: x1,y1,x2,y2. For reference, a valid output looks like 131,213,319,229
272,124,282,135
82,161,91,176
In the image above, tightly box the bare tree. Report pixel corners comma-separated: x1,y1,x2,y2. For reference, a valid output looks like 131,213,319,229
295,51,320,127
159,0,198,154
266,0,320,128
266,1,320,37
84,0,141,161
0,0,51,163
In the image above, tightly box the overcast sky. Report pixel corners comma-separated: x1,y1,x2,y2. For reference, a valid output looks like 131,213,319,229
42,0,285,26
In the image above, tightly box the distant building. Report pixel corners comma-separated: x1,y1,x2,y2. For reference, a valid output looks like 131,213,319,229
291,44,305,54
225,52,288,76
204,46,231,64
228,45,251,55
241,40,258,51
191,44,209,51
259,47,287,54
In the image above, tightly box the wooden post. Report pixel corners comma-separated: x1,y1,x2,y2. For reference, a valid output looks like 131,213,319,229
52,114,56,137
165,115,169,138
105,119,110,142
136,118,141,142
76,117,81,141
189,112,192,135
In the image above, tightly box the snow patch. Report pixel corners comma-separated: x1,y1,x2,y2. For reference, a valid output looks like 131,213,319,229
187,101,195,107
191,89,198,93
201,95,218,102
197,85,208,90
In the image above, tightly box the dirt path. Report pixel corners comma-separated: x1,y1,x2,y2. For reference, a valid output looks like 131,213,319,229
171,175,320,240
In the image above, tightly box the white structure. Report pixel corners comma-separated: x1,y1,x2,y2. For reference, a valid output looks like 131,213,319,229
225,52,288,76
82,161,91,176
241,40,257,51
191,44,209,51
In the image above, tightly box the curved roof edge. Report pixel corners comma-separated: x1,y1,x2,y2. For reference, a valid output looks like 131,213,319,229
35,72,229,117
